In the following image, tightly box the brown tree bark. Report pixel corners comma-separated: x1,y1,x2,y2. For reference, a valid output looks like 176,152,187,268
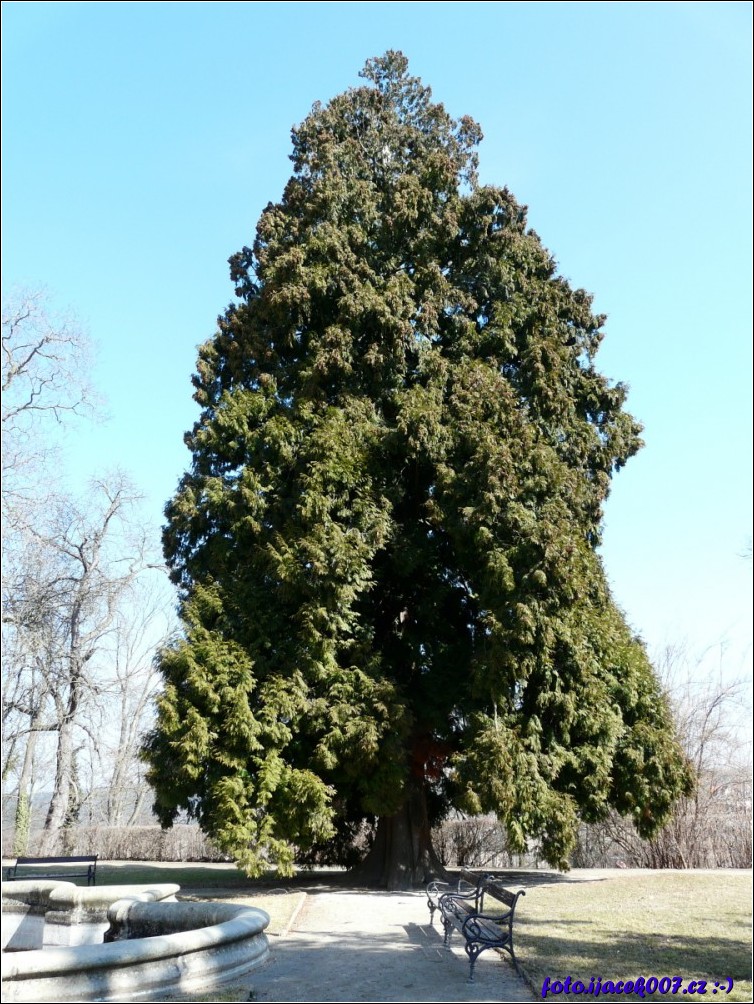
352,781,447,890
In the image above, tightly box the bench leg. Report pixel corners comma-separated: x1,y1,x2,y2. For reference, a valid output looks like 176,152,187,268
506,943,523,977
464,942,484,983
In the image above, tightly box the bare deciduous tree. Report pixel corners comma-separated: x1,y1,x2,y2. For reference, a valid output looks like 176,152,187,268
1,286,97,430
1,286,177,858
2,474,165,854
93,577,173,829
1,287,100,530
572,643,752,869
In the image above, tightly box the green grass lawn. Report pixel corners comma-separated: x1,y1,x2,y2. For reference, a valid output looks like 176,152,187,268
94,860,261,891
511,870,752,1002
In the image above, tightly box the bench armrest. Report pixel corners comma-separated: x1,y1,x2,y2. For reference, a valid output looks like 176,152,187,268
427,876,478,917
439,889,481,916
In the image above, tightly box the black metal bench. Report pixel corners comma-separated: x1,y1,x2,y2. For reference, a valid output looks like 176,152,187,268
426,868,484,921
439,874,525,981
4,855,98,885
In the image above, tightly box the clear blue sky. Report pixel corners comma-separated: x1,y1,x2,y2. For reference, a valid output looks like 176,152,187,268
3,1,751,682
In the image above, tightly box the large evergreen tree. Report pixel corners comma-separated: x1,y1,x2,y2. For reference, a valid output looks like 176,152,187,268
144,52,692,888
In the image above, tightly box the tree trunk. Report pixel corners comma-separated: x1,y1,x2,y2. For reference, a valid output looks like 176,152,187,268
12,726,39,855
352,782,447,890
39,714,74,855
40,664,82,855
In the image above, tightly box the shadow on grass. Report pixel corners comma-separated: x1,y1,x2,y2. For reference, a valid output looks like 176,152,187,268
96,862,354,891
489,868,610,887
519,927,752,998
97,861,585,893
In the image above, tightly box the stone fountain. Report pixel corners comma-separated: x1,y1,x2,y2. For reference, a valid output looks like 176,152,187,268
1,879,269,1002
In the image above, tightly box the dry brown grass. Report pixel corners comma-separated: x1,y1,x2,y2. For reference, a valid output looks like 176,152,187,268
512,870,752,1002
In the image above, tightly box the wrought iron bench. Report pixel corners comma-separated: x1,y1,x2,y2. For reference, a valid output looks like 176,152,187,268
426,868,485,921
439,874,525,981
4,854,98,885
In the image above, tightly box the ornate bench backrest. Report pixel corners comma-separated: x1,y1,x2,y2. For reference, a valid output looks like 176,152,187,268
479,878,525,917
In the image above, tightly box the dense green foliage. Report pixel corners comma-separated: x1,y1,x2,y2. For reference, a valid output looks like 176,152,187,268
144,53,692,877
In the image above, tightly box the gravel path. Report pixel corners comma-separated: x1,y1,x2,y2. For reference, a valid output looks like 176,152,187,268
245,888,534,1003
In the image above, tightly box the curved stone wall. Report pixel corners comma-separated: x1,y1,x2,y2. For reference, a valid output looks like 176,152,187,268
1,882,270,1002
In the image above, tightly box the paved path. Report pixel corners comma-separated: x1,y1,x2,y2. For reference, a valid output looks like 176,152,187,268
246,888,534,1003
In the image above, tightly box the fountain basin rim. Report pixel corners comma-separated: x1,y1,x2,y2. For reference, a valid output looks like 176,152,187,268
1,881,180,913
1,901,269,979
